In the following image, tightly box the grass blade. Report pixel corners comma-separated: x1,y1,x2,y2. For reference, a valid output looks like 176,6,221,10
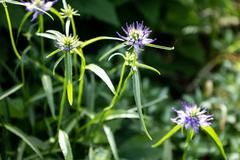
152,125,181,148
103,125,119,160
58,130,73,160
132,71,152,140
86,64,116,94
41,75,56,118
0,83,23,101
201,126,227,160
3,123,43,159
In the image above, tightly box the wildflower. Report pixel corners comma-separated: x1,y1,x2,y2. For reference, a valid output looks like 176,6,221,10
171,102,213,132
55,33,81,52
117,21,155,54
23,0,58,21
60,4,80,19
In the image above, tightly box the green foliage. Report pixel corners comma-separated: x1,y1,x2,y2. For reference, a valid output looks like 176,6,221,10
0,0,239,159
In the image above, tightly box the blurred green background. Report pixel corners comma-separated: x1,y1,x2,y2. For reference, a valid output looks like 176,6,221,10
0,0,240,159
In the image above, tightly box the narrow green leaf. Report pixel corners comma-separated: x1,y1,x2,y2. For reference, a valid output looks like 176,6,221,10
103,125,119,160
53,54,65,75
108,52,125,61
86,64,116,94
46,49,61,58
17,12,32,41
183,129,195,160
36,32,56,40
3,123,43,159
58,130,73,160
81,36,123,48
0,83,23,101
104,110,139,121
136,62,161,75
152,125,181,148
99,42,126,61
146,43,174,50
50,8,64,29
201,126,227,160
132,71,152,140
65,53,73,106
41,75,56,118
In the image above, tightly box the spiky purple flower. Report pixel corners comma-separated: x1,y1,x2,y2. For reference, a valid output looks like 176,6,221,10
117,21,155,54
23,0,57,21
171,102,213,132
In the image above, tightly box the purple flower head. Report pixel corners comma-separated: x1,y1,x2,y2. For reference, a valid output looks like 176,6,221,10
171,102,213,132
23,0,58,21
117,21,155,55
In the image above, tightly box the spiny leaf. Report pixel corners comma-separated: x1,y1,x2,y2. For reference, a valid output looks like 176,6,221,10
152,125,181,148
58,130,73,160
86,64,116,94
201,126,227,160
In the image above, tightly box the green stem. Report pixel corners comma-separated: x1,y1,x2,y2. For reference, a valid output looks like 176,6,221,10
57,66,67,133
38,15,44,62
182,129,195,160
117,69,133,101
2,2,22,60
76,49,86,111
71,17,77,36
104,63,126,111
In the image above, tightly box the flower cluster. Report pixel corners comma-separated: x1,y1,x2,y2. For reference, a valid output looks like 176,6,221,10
55,33,81,52
171,102,213,132
117,21,155,54
23,0,57,21
60,4,80,19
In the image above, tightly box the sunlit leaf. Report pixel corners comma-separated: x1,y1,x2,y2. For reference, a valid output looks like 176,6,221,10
132,71,152,140
108,52,125,61
103,125,119,160
152,125,181,148
3,123,43,159
36,32,56,40
41,75,55,118
80,36,123,48
146,43,174,50
0,83,23,101
136,62,161,75
201,126,227,160
58,130,73,160
86,64,116,94
65,53,73,106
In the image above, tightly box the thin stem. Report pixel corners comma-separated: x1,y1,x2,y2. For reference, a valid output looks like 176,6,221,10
2,2,22,60
57,63,67,133
117,69,133,101
76,49,86,111
38,15,44,62
104,63,126,111
71,17,77,36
